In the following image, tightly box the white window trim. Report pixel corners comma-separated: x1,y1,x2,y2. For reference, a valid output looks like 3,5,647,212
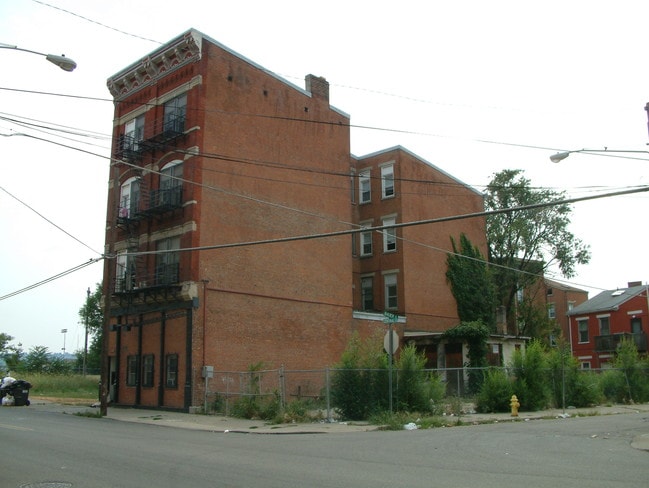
359,170,371,204
360,221,373,256
380,162,395,199
382,216,397,253
577,318,589,344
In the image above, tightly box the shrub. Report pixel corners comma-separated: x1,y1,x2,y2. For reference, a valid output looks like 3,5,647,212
395,345,429,412
476,368,513,413
511,340,550,410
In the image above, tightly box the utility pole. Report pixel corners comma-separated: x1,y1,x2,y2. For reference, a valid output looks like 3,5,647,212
83,287,90,376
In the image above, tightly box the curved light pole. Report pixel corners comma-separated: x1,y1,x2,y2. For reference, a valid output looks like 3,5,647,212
0,43,77,71
550,148,649,163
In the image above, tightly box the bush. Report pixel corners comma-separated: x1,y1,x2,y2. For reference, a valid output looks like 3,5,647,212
511,340,550,410
395,345,429,412
476,368,513,413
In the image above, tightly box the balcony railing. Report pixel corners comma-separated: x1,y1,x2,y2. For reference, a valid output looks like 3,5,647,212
114,262,180,294
594,332,648,352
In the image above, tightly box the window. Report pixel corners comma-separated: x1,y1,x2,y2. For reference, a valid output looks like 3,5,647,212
548,303,556,319
119,177,140,218
165,354,178,388
381,164,394,198
156,236,181,285
384,273,398,310
581,362,591,370
164,93,187,134
382,217,396,252
361,277,374,310
350,169,356,204
598,316,610,336
546,288,554,296
126,355,138,386
577,319,589,343
124,115,144,151
115,250,136,292
359,171,371,203
142,354,154,387
631,317,643,333
154,160,183,208
360,225,372,256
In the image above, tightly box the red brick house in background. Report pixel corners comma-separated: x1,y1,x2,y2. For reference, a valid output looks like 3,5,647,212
103,29,514,410
544,278,589,342
567,282,648,368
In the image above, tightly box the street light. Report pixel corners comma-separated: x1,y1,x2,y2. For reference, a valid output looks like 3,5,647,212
0,43,77,71
550,148,649,163
61,328,68,353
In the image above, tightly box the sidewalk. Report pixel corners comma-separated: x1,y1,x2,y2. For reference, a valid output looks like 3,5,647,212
22,398,649,449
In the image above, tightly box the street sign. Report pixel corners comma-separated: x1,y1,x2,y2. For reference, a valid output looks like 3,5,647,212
383,311,398,322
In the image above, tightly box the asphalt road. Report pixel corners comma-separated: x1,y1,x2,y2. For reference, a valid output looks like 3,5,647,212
1,407,648,488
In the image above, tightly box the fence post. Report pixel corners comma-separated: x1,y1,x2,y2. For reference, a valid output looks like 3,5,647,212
325,367,332,422
279,365,286,408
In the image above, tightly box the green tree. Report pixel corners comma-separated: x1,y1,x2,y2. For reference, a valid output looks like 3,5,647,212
485,169,590,336
446,233,497,330
75,283,104,373
0,332,23,372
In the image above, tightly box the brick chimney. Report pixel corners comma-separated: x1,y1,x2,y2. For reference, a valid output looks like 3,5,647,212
628,281,642,287
305,74,329,103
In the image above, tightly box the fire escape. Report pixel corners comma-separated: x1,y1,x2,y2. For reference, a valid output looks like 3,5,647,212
112,110,188,308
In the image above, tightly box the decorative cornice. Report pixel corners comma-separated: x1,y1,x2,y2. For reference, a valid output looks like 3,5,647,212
107,30,202,100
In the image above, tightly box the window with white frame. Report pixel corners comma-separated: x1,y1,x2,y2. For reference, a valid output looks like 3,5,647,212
361,276,374,310
384,273,398,310
381,164,394,198
142,354,154,387
548,303,556,319
126,355,138,386
359,171,371,203
382,217,396,252
360,224,373,256
119,177,140,218
577,319,589,343
124,115,144,151
165,354,178,388
115,250,136,292
598,315,610,335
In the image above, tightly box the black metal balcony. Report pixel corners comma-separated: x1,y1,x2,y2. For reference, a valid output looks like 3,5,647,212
594,332,648,352
113,263,180,295
146,186,183,215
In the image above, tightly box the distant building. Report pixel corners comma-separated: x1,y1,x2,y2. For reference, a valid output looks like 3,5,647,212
544,278,589,343
567,282,648,368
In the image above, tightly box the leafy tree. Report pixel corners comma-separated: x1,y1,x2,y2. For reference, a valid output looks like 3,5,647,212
0,332,23,372
446,234,497,331
23,346,72,374
75,283,104,373
485,169,590,336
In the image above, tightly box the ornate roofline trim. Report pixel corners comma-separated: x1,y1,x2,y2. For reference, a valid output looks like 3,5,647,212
107,30,202,100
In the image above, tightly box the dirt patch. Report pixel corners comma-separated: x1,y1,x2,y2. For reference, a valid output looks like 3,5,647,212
32,396,96,406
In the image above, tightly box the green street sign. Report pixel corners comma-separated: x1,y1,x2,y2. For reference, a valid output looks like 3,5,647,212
383,311,398,322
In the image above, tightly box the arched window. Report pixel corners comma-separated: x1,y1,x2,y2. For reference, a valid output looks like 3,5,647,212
119,176,140,218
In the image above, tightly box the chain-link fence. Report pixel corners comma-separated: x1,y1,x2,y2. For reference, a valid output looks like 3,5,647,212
194,365,649,417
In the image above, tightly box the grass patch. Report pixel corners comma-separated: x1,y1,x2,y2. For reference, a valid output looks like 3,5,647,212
74,410,103,418
20,373,100,400
369,411,461,431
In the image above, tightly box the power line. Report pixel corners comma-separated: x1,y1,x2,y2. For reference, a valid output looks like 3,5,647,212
0,185,102,256
0,258,102,301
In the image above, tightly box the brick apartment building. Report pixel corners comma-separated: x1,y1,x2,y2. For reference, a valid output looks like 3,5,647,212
102,29,491,410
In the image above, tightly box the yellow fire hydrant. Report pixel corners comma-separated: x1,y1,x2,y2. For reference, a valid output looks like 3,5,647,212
510,395,520,417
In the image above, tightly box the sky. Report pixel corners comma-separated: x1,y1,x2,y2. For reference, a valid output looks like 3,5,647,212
1,0,648,353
